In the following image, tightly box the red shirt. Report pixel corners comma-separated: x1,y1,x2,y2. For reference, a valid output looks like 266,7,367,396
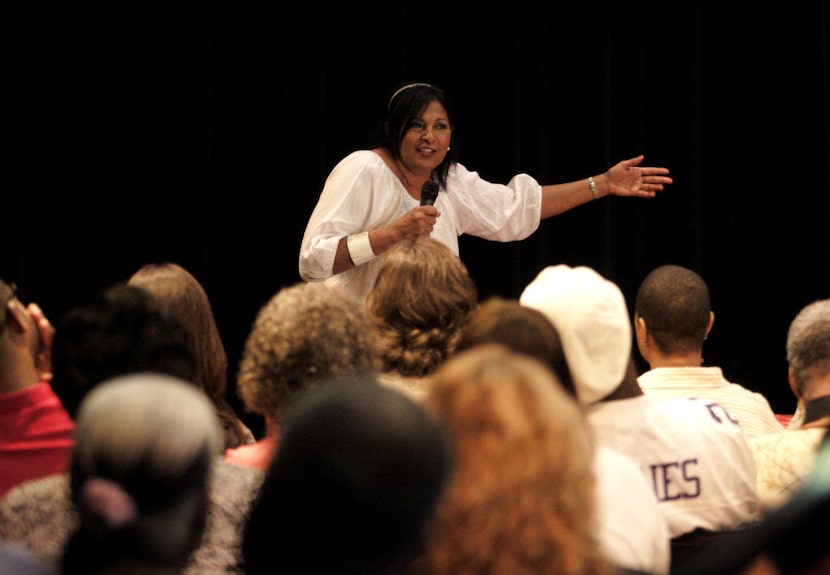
0,381,75,499
224,433,278,472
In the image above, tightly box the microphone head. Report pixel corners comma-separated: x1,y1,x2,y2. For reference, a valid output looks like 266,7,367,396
420,181,439,206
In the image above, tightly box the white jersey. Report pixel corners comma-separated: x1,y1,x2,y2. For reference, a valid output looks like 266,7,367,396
594,445,671,575
588,394,759,538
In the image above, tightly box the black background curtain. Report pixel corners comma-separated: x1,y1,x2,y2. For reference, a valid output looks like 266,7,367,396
6,1,830,416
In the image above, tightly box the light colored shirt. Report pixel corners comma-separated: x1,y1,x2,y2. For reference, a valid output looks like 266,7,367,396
587,395,759,538
594,445,671,575
748,426,826,512
299,150,542,302
637,366,784,438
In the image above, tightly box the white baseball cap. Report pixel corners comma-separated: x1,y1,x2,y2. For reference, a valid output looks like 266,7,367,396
519,264,631,405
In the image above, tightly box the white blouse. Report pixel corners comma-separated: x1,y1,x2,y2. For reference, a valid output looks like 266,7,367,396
299,150,542,301
299,150,542,302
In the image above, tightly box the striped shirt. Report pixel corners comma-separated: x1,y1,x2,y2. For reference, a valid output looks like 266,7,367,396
637,366,784,439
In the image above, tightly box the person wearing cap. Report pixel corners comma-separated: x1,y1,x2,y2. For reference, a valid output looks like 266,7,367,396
299,81,672,303
456,296,671,575
519,264,760,559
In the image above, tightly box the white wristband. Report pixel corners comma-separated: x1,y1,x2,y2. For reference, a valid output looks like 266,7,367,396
347,232,375,266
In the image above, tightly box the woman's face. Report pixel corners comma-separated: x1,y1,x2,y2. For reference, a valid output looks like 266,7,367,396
398,100,452,175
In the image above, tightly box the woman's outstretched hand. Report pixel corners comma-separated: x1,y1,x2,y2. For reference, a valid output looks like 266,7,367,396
606,155,673,198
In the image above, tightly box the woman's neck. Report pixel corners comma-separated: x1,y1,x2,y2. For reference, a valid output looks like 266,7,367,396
372,148,430,196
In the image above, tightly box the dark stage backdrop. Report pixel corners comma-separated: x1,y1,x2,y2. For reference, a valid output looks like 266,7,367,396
6,2,830,421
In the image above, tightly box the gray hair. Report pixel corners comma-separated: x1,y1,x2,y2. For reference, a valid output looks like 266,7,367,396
67,373,223,568
786,299,830,390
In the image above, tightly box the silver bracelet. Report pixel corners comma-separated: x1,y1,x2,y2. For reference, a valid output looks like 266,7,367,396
588,176,599,199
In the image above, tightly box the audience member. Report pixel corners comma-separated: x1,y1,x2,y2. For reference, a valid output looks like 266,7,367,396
60,373,223,575
455,296,575,393
242,374,451,575
459,297,671,573
456,296,671,574
673,428,830,575
365,236,477,397
520,264,760,545
634,264,783,438
50,283,195,417
408,344,616,575
226,281,377,471
0,279,74,499
749,298,830,512
127,262,255,449
0,455,263,575
0,282,264,575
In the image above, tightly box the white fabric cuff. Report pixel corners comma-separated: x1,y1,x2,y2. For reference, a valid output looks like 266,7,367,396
346,232,375,266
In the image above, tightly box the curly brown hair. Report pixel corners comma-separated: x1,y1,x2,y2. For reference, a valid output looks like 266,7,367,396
236,282,377,421
412,345,612,575
366,237,477,378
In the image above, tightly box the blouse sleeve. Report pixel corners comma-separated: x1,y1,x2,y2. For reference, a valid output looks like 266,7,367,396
446,164,543,242
299,151,403,282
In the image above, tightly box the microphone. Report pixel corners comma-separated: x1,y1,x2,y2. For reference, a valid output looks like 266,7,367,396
420,180,439,206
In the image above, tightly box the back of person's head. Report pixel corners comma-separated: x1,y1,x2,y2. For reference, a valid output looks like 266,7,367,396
382,82,456,188
127,262,227,400
62,373,223,575
236,281,376,423
456,295,576,397
366,237,478,379
127,262,249,449
242,374,451,575
51,283,195,417
786,298,830,392
519,264,632,406
413,344,611,575
635,264,711,354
